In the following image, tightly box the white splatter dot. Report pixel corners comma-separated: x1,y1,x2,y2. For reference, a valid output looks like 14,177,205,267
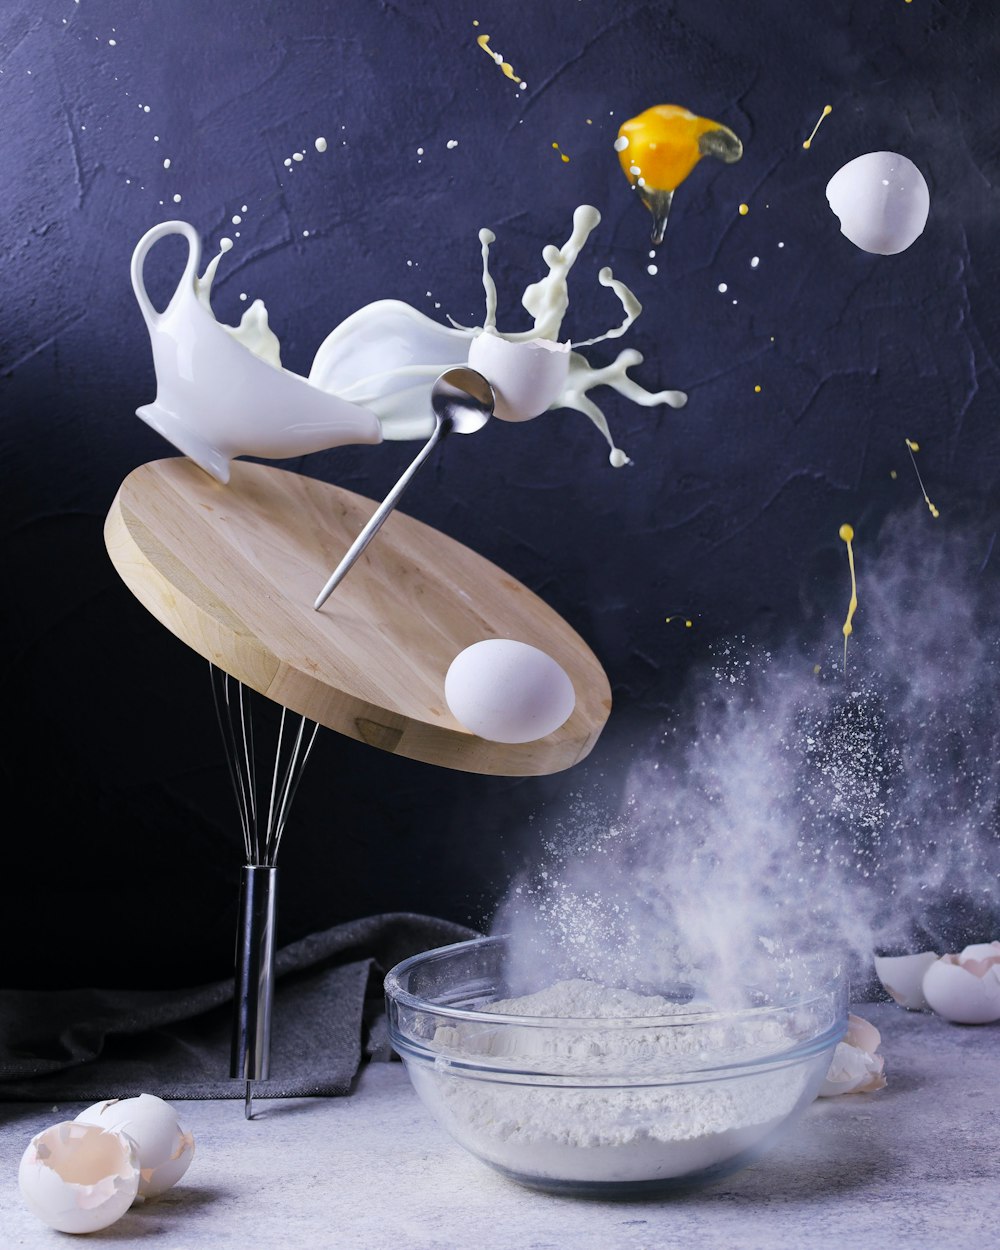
629,163,641,175
293,152,304,162
416,147,424,155
284,158,292,167
647,263,658,275
778,241,785,248
232,214,241,224
219,238,233,252
614,135,629,152
750,256,760,269
163,158,171,169
718,282,728,293
108,39,116,46
241,204,248,212
315,136,327,152
302,229,309,237
172,193,182,203
143,105,150,112
446,139,458,149
239,293,248,301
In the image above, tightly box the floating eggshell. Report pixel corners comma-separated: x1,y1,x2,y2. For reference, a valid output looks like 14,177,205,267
466,330,570,422
873,950,938,1010
19,1121,140,1234
445,638,576,744
922,947,1000,1025
75,1093,195,1199
825,151,930,255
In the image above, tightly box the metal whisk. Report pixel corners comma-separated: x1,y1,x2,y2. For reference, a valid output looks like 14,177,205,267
210,663,320,1119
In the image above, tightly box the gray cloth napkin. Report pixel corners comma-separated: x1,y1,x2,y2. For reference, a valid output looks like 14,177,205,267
0,913,479,1101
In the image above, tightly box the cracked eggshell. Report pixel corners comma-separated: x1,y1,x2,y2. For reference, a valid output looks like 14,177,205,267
19,1120,140,1234
445,638,576,744
921,942,1000,1025
826,151,930,255
873,950,938,1010
467,330,570,422
817,1013,887,1097
75,1093,195,1199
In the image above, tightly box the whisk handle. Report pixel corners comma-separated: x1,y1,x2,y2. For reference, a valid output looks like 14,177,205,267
230,865,278,1082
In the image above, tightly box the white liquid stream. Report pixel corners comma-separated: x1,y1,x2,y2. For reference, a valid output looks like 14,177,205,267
196,205,687,466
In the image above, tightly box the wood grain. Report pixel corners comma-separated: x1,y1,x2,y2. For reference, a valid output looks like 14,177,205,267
104,458,612,776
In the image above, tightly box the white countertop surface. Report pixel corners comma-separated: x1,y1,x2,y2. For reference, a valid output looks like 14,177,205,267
1,1003,996,1249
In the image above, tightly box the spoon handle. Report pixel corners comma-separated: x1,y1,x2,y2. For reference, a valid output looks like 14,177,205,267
313,420,447,610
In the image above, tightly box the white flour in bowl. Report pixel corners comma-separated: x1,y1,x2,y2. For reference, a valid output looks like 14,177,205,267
415,979,823,1186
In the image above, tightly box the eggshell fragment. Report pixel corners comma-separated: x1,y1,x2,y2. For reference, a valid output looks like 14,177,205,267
921,943,1000,1025
19,1121,140,1234
826,151,930,255
445,638,576,744
873,950,937,1010
467,330,570,422
817,1012,887,1097
75,1093,195,1199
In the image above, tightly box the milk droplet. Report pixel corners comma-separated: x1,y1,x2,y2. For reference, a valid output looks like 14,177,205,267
302,229,309,237
232,214,241,224
220,238,233,251
315,136,327,152
750,256,760,268
108,38,116,46
614,135,629,152
446,139,459,149
718,282,728,292
239,292,247,301
172,193,182,203
293,152,304,162
163,158,171,169
284,158,292,167
647,263,658,275
416,147,424,155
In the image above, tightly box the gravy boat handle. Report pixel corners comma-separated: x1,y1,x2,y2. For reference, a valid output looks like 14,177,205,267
131,219,203,330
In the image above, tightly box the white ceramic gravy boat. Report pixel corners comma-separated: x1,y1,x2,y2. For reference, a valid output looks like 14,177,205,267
130,221,383,484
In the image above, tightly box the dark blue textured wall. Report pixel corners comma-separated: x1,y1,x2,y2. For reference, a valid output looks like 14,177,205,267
1,1,997,987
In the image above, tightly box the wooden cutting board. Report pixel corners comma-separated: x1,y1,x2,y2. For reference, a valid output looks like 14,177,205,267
104,457,612,776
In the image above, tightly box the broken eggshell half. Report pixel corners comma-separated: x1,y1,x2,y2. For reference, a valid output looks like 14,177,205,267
19,1120,140,1234
873,950,938,1010
921,942,1000,1025
75,1093,195,1199
466,330,570,423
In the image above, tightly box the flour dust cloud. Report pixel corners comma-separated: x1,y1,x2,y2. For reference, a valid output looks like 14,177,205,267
494,506,1000,1006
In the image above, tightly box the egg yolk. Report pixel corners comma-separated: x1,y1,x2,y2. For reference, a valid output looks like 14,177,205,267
616,104,743,243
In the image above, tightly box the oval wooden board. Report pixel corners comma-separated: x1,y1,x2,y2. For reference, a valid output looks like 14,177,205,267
104,458,612,776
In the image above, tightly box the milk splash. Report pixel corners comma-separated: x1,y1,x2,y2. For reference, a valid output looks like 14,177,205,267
495,507,1000,1008
308,205,687,465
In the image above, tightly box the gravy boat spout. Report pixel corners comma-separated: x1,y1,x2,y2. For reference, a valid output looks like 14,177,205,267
131,220,383,484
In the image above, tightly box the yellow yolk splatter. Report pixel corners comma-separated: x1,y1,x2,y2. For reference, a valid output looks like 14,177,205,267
739,203,749,215
839,523,858,675
802,104,832,150
665,615,694,627
615,104,743,244
904,438,940,517
476,33,523,85
552,142,570,163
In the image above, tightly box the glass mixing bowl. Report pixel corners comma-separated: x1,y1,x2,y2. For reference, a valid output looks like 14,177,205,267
384,935,848,1197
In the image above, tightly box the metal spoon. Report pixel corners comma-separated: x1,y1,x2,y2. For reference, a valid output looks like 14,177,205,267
313,366,495,610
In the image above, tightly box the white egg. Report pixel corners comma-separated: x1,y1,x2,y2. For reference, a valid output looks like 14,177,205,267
873,950,938,1010
19,1120,140,1234
826,151,930,255
467,330,570,422
445,638,576,743
75,1093,195,1199
921,942,1000,1025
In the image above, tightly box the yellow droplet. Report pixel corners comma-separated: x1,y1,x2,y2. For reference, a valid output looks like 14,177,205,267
476,33,523,84
890,469,898,479
839,523,858,677
552,142,570,162
739,202,749,215
802,104,832,150
754,384,762,393
813,663,822,675
904,438,940,518
665,616,694,628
